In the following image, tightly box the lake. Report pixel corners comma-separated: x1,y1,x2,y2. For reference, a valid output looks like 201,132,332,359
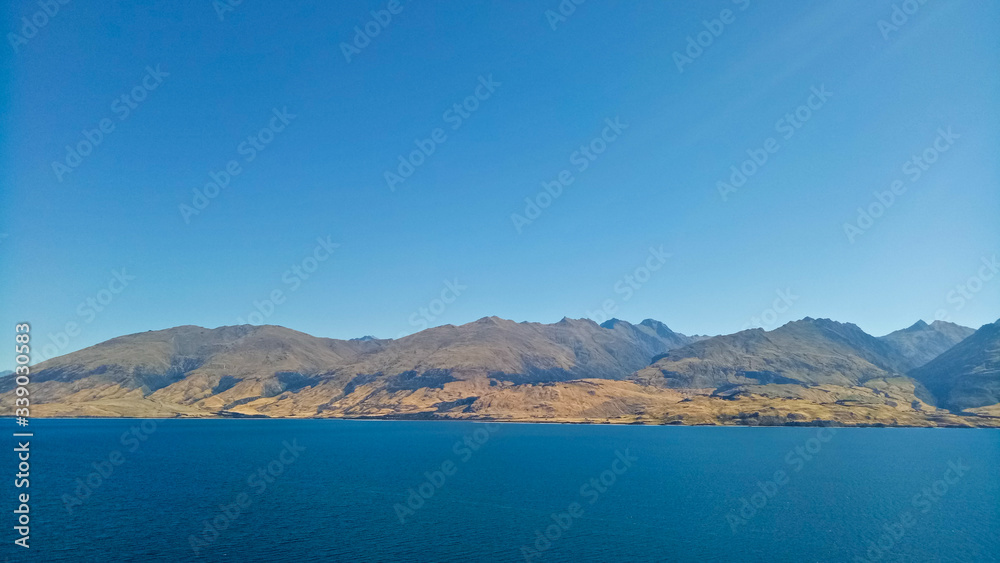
14,419,999,562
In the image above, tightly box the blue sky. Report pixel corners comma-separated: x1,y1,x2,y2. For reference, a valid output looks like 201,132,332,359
2,0,998,365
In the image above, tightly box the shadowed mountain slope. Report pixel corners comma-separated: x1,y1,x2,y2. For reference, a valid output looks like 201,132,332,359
909,319,1000,410
879,320,974,370
631,318,915,389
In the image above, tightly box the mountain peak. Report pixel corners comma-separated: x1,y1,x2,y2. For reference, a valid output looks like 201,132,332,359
639,318,671,330
600,318,627,329
786,317,861,330
879,319,975,371
558,316,596,326
910,319,1000,410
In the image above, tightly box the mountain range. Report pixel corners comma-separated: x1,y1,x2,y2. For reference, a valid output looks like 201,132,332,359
4,316,999,427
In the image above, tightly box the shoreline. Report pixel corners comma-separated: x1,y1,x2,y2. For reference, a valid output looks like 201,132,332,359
8,414,999,429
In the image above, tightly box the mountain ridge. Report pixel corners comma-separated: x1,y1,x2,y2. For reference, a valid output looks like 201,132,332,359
909,319,1000,412
4,316,997,427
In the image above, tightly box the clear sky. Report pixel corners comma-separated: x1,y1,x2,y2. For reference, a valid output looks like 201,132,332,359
2,0,998,366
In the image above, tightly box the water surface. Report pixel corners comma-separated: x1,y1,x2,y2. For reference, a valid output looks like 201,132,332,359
12,419,999,562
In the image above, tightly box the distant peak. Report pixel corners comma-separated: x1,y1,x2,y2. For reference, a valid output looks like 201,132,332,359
782,318,858,333
907,320,929,331
350,335,377,341
600,318,624,329
793,317,840,326
638,318,678,338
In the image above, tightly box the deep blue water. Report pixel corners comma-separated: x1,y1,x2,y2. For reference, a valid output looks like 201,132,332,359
5,419,999,562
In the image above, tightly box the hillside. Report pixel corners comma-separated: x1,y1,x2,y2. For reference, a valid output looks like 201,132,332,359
630,318,913,389
879,320,974,370
909,319,1000,412
5,317,697,418
3,317,997,427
